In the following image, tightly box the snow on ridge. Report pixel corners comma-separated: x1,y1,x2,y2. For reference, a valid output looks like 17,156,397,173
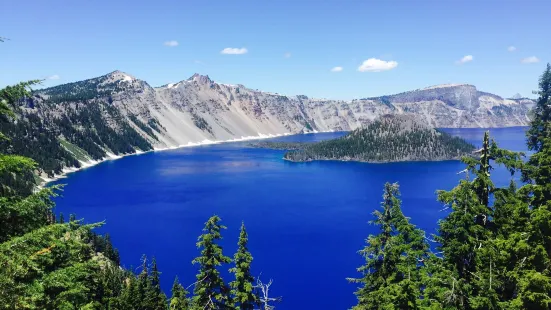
422,84,471,90
121,74,133,82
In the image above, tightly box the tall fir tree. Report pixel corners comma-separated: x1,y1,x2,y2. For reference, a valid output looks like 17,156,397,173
229,222,259,310
145,257,168,310
138,254,150,305
512,62,551,309
348,183,429,309
170,276,190,310
431,131,525,309
192,215,232,309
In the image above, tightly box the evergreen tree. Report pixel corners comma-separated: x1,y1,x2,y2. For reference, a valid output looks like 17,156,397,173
146,257,168,310
527,63,551,155
192,215,232,309
0,80,41,197
348,183,429,309
229,222,259,310
431,131,524,309
120,271,141,310
511,62,551,309
137,254,152,308
170,276,190,310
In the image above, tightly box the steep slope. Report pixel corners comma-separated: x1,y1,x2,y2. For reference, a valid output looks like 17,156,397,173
363,84,534,127
0,71,533,177
283,114,475,163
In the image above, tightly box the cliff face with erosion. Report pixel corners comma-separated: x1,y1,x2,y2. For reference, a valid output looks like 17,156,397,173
5,71,533,176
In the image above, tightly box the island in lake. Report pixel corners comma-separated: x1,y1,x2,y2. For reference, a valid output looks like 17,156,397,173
256,114,475,163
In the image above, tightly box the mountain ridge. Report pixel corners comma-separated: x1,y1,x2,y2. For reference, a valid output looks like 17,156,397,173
0,70,535,178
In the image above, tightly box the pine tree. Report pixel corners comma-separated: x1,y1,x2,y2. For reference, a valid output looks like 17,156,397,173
510,62,551,309
527,63,551,154
170,276,190,310
348,183,428,309
146,257,168,310
0,80,41,197
104,233,115,261
120,271,141,310
138,254,151,307
432,131,525,309
192,215,232,309
229,222,259,310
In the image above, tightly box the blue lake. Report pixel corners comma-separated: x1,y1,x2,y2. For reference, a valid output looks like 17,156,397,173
51,127,529,309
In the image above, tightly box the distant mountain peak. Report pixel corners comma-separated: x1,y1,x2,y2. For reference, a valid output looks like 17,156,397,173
104,70,135,83
188,73,213,85
511,93,523,99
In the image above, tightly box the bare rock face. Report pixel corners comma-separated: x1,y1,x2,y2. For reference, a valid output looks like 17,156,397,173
28,71,533,158
363,84,533,128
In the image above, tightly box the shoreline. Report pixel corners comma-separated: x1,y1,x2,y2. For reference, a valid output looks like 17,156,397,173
281,155,467,164
39,131,302,188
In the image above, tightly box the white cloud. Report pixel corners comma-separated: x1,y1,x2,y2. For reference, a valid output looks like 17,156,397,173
47,74,60,80
284,52,291,58
457,55,473,64
357,58,398,72
163,40,179,47
330,66,343,72
507,46,516,52
221,47,248,55
521,56,540,64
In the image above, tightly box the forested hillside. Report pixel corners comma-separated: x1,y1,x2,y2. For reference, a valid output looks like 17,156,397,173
0,72,160,178
284,114,475,163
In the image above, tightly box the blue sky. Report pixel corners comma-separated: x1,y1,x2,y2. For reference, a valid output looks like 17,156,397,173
1,0,549,99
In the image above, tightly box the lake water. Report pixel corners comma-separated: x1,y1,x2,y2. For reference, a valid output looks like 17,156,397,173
51,127,529,309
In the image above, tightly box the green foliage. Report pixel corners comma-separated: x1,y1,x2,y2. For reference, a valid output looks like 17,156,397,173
0,222,103,309
428,131,527,309
192,215,232,309
348,183,429,310
0,154,39,196
0,80,43,193
527,63,551,153
0,78,161,310
170,276,190,310
229,222,259,310
0,187,58,243
285,115,475,163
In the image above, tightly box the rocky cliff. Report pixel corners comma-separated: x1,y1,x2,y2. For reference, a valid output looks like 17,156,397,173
1,70,534,176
